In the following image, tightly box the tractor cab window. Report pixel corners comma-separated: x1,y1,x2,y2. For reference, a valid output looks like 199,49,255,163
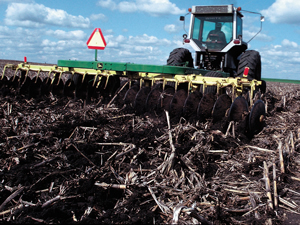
192,15,233,50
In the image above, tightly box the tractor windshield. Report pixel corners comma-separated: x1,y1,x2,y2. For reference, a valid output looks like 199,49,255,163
192,15,233,50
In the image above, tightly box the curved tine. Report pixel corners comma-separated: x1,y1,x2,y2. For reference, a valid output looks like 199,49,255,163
55,71,63,86
11,67,20,82
20,69,29,86
34,69,41,84
103,74,110,90
1,64,13,80
93,73,101,87
45,70,53,84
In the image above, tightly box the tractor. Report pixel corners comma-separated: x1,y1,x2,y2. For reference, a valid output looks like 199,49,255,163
168,4,264,83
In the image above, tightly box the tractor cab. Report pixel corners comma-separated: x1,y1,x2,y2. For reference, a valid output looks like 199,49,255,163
180,5,257,75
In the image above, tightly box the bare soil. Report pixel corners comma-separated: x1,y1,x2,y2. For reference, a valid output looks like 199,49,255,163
1,60,300,224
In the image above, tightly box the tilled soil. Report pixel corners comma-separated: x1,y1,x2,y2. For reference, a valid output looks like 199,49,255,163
1,60,300,224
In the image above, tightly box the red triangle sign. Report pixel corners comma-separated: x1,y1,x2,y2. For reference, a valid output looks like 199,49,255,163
87,28,107,50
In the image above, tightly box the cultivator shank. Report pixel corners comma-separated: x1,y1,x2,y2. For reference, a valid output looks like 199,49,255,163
1,60,266,137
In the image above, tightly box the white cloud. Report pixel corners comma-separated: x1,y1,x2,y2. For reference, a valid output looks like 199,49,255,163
119,1,138,13
97,0,117,10
281,39,298,48
259,39,300,78
97,0,185,16
0,0,33,3
164,24,181,33
90,13,107,21
4,3,91,28
261,0,300,25
0,24,177,65
128,34,171,46
243,30,274,42
46,30,87,40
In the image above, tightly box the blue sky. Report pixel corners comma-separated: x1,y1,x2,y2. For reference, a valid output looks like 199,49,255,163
0,0,299,80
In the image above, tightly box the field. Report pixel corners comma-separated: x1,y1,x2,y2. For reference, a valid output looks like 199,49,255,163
1,60,300,224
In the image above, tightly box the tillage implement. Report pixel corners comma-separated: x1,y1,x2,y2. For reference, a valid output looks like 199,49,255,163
0,4,266,138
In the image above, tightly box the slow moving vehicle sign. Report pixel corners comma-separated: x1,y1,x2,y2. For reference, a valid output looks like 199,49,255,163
87,28,106,50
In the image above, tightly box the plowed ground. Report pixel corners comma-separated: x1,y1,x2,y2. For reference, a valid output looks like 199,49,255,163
1,60,300,224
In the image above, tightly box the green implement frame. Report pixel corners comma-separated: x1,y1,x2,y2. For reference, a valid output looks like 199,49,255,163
2,60,263,106
57,60,215,76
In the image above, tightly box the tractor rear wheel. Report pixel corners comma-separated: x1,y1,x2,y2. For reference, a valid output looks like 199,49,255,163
167,48,194,68
237,50,261,80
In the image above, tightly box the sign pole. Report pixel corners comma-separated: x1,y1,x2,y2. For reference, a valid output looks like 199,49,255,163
95,49,98,61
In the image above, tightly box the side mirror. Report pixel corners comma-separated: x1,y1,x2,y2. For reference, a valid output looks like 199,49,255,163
180,16,185,21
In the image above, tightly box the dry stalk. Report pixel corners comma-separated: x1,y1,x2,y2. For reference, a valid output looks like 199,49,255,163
263,161,273,210
96,142,133,146
273,159,278,209
172,203,186,224
94,182,127,189
80,206,93,221
41,184,66,208
244,145,275,153
224,188,262,195
106,80,129,108
148,186,170,214
70,144,100,172
284,188,300,196
0,186,25,211
290,131,295,154
115,144,136,159
0,204,24,216
249,193,260,219
279,197,297,209
242,203,265,218
225,121,233,137
157,110,176,174
188,209,213,225
290,176,300,182
278,140,285,173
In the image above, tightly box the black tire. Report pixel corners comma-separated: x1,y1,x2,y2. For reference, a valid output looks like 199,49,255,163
237,50,261,80
167,48,194,68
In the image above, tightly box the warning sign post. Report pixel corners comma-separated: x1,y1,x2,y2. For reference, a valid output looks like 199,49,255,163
86,28,107,61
